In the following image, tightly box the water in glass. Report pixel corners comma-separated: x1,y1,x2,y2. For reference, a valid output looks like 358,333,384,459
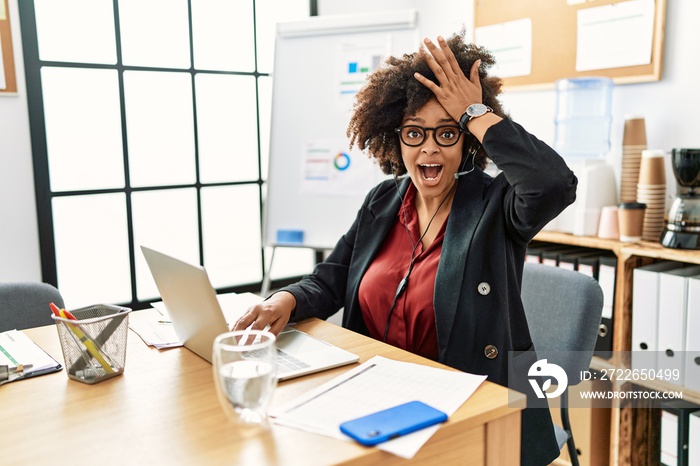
213,330,277,426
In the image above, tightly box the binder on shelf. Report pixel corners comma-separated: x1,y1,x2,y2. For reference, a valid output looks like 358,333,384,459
541,247,587,267
557,251,578,270
525,241,547,263
595,254,617,357
525,242,571,264
657,265,700,387
689,411,700,466
661,401,700,466
684,275,700,393
631,261,686,371
558,249,606,272
577,255,600,279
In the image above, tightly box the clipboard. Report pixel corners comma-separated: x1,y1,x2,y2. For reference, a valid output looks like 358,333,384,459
0,329,62,385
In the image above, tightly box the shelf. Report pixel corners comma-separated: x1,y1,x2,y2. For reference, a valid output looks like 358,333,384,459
534,231,700,264
533,231,700,465
591,356,700,406
534,231,622,251
634,380,700,406
619,242,700,265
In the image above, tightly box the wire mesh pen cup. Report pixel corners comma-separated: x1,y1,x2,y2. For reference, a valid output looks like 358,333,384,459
52,304,131,384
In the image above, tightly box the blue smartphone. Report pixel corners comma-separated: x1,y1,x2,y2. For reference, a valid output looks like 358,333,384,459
339,400,448,446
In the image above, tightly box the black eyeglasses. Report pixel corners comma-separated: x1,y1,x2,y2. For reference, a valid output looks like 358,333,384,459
394,125,463,147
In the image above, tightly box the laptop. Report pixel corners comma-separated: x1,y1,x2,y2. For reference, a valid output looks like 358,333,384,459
140,246,359,380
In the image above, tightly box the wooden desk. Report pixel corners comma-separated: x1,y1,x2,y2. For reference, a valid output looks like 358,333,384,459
0,318,524,466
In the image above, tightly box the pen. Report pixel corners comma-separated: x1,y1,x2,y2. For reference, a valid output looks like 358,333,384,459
51,303,93,372
0,364,34,385
50,303,114,374
67,307,128,374
13,363,33,372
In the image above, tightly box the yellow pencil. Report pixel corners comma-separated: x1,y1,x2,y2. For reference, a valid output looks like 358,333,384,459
57,307,114,374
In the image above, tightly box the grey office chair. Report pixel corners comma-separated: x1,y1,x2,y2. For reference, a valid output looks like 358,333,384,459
521,263,604,466
0,281,64,332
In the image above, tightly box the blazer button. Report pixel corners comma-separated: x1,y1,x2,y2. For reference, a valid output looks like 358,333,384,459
477,282,491,295
484,345,498,359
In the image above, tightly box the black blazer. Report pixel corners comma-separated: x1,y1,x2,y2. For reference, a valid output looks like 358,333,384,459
284,118,577,465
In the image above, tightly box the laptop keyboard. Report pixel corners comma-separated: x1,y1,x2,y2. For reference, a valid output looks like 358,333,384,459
277,349,310,373
242,347,310,373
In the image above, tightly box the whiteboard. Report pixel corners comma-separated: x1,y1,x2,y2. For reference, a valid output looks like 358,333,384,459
264,10,420,250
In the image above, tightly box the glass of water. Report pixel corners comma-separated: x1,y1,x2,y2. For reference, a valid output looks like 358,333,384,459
213,330,278,427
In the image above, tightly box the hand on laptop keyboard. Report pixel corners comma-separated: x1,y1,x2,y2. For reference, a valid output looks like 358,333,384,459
233,291,296,336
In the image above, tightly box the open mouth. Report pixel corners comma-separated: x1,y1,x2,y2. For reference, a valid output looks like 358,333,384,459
419,164,443,181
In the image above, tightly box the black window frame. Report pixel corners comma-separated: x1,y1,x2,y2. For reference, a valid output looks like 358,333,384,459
18,0,317,310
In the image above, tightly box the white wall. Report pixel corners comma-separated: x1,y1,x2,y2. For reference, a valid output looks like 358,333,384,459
321,0,699,193
0,0,41,281
501,0,697,193
1,0,698,282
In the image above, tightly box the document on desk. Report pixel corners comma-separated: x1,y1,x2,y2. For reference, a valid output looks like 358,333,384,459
129,292,262,348
128,307,181,349
271,355,487,459
0,330,62,384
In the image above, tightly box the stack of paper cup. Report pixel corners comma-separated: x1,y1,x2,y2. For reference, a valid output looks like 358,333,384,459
636,149,667,241
621,116,647,202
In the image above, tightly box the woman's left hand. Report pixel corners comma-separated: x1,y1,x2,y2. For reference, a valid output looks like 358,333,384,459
414,36,482,123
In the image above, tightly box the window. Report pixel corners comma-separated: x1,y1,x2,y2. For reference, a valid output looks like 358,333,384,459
19,0,313,308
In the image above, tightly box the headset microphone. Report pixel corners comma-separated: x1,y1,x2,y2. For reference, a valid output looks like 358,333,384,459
395,273,409,299
454,150,477,179
383,159,458,342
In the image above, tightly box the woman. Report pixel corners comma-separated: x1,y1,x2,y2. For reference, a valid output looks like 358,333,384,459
235,32,577,465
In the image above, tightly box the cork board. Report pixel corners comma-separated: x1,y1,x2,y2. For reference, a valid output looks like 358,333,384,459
474,0,666,90
0,0,17,94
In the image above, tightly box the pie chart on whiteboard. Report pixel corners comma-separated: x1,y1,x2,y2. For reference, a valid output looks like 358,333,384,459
334,152,351,171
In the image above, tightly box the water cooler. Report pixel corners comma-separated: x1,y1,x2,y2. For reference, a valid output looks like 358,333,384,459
545,77,618,236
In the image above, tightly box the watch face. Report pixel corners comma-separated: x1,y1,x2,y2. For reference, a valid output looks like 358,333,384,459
467,103,488,118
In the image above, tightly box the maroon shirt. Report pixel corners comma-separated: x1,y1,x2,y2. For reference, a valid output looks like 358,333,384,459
358,184,445,360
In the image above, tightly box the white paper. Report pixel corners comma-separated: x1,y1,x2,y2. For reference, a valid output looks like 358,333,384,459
0,330,59,372
474,18,532,78
335,38,390,112
128,308,182,349
129,292,263,348
271,355,487,459
576,0,655,71
300,139,383,197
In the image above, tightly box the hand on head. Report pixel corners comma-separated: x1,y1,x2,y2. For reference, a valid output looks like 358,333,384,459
413,36,483,124
232,291,296,336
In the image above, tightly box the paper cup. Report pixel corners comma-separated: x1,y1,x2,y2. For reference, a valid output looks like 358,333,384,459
597,206,619,239
638,150,667,186
618,202,646,242
623,116,647,147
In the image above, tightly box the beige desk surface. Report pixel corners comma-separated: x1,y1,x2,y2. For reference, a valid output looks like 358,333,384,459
0,318,524,466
